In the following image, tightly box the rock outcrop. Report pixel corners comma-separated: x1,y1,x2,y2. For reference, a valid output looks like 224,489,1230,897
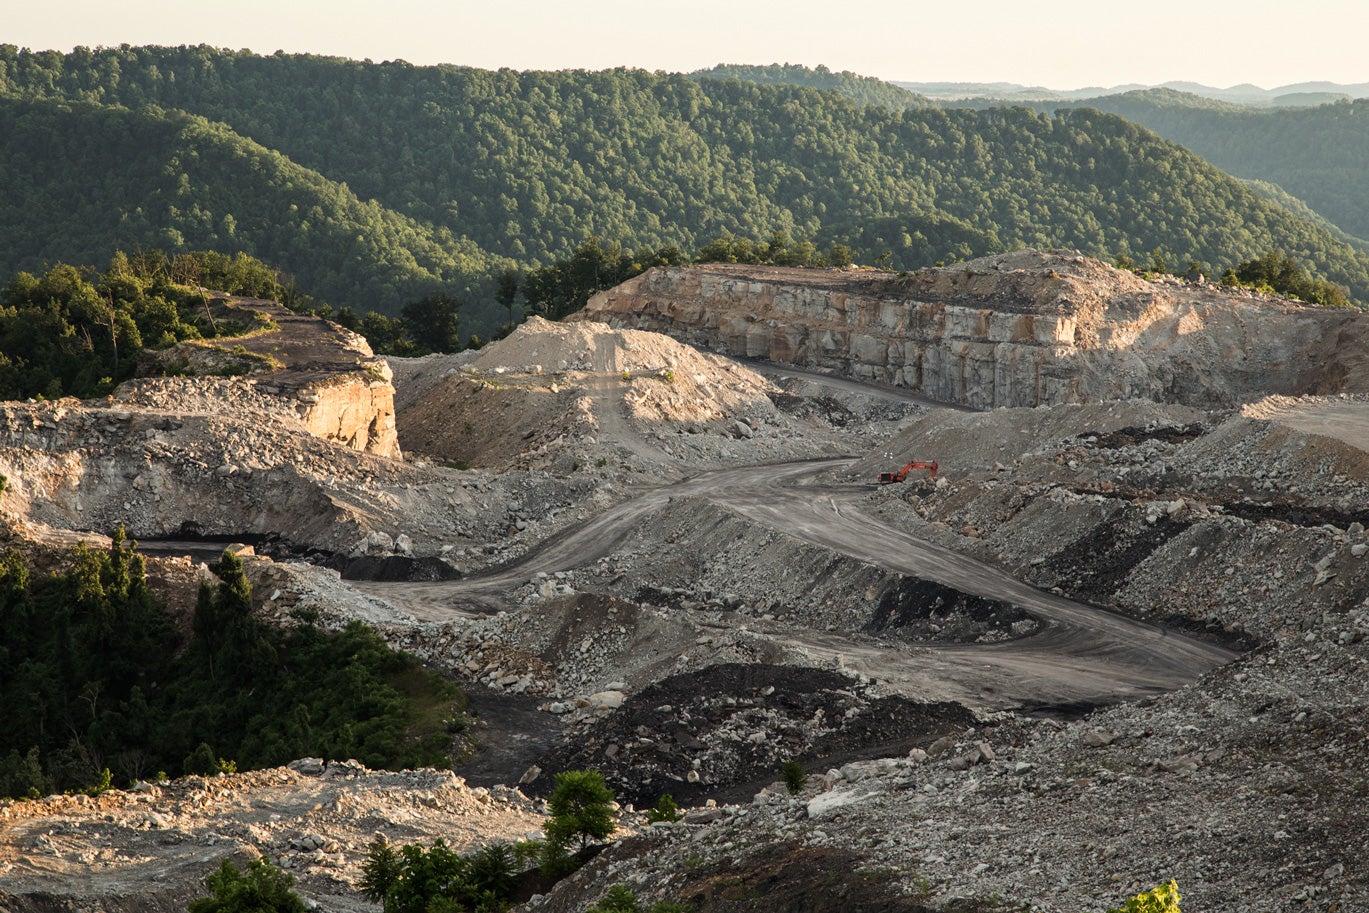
0,297,415,549
142,296,401,458
580,250,1369,409
295,370,400,458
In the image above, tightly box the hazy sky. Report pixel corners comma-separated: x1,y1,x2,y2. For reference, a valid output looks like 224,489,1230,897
8,0,1368,89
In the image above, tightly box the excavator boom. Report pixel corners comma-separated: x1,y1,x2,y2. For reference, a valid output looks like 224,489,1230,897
877,459,937,484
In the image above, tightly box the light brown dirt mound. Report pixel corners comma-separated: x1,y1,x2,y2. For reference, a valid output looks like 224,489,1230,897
393,317,852,474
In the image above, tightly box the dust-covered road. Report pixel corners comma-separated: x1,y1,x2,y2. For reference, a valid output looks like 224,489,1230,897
355,459,1236,711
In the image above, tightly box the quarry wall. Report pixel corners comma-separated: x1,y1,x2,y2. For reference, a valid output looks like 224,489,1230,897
580,253,1369,409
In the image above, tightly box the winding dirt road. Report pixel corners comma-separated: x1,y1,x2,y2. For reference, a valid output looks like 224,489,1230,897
356,458,1236,711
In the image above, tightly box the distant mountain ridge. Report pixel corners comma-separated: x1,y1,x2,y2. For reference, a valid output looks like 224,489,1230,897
1036,91,1369,244
2,45,1368,320
896,79,1369,106
691,63,928,110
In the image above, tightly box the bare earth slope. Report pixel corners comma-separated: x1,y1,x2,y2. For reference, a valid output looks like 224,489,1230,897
392,316,860,478
5,269,1369,912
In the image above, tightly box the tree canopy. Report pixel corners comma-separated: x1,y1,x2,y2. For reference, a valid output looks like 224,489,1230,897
1,45,1367,324
0,250,305,400
0,534,464,798
1027,90,1369,245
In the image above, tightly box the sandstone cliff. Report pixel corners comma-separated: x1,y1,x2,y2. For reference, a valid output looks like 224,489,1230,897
144,296,401,458
579,250,1369,408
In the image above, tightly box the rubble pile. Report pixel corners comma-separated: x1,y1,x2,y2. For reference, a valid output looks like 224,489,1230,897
0,761,543,912
7,261,1369,911
524,630,1369,913
532,663,976,808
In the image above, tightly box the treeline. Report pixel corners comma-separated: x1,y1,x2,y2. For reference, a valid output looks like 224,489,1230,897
0,249,306,400
0,533,463,799
1038,90,1369,245
1,46,1366,317
690,62,928,111
514,232,859,321
1221,251,1349,306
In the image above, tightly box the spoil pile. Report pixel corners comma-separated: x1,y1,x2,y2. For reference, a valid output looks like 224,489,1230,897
392,317,855,476
0,761,542,913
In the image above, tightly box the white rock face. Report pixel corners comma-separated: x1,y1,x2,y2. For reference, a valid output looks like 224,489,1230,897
581,251,1369,409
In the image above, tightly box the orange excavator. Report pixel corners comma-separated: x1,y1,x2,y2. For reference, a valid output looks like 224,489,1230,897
877,459,938,484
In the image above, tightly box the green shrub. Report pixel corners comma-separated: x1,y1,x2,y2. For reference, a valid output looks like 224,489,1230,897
183,743,219,777
83,767,113,796
541,769,617,875
781,759,806,795
587,884,691,913
359,838,524,913
1106,880,1181,913
188,857,306,913
358,839,403,903
645,794,683,824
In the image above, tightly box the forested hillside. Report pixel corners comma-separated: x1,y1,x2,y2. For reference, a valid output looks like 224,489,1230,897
0,539,462,797
0,97,505,314
691,63,928,110
1045,90,1369,244
2,45,1368,318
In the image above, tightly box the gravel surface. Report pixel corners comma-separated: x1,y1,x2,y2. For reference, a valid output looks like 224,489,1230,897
5,267,1369,912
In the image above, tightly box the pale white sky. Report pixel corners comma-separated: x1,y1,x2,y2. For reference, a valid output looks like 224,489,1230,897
7,0,1368,89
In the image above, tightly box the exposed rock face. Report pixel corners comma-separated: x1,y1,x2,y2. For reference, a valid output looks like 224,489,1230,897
580,250,1369,408
0,298,414,549
296,370,400,458
142,297,401,458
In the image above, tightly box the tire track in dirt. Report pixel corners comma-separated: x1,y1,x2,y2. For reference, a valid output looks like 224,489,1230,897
355,460,1235,710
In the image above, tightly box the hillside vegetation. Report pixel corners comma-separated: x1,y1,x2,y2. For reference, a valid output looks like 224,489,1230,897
691,62,928,110
1047,90,1369,244
2,46,1368,317
0,538,462,798
0,96,506,314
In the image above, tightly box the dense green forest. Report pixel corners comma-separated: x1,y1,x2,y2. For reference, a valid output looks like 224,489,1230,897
691,63,928,110
1038,90,1369,244
0,96,506,316
0,534,463,798
2,45,1368,323
0,250,319,400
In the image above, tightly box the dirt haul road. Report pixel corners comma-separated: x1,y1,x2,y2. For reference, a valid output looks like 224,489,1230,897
357,459,1236,712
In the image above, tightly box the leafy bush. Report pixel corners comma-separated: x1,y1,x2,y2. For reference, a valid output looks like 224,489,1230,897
187,857,306,913
645,794,683,824
1222,251,1349,307
359,838,526,913
781,759,807,795
543,769,617,853
1106,880,1181,913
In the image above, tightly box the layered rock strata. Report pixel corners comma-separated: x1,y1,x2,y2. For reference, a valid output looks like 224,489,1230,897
580,249,1369,408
